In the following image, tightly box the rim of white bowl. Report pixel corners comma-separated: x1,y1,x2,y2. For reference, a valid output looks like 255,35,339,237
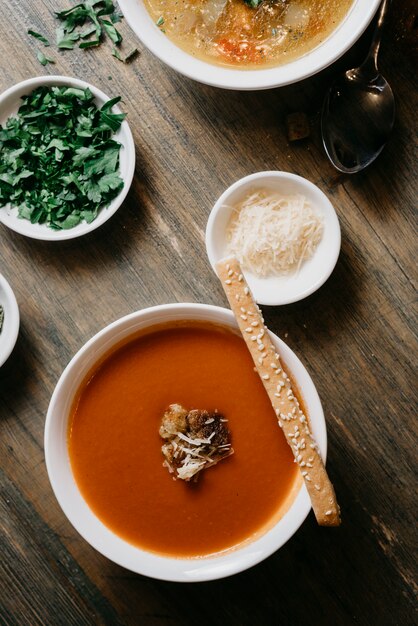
0,274,20,368
206,171,341,306
45,303,327,582
0,76,135,241
118,0,381,90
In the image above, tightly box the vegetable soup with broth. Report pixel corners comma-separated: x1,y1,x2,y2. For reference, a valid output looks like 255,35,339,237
144,0,354,68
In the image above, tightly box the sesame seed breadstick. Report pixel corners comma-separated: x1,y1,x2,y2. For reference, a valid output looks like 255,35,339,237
216,256,341,527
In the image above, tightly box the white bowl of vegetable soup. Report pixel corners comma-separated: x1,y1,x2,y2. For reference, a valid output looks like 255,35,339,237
118,0,381,90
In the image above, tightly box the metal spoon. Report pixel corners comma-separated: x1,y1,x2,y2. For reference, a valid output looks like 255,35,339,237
321,0,395,174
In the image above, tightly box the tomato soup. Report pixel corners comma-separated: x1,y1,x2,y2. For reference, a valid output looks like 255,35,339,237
68,322,300,557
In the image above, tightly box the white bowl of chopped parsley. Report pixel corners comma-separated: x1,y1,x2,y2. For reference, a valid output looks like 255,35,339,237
0,274,19,368
0,76,135,240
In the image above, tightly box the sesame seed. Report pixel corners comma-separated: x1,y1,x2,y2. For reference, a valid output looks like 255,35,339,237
275,353,280,360
306,462,313,468
306,476,311,482
227,269,233,277
282,372,288,380
300,461,306,467
240,314,248,321
278,420,283,428
258,343,265,351
314,484,321,491
235,295,240,301
245,327,253,333
244,287,249,295
274,392,280,398
262,374,269,380
300,416,306,423
296,454,302,462
251,321,259,327
226,263,230,270
258,357,263,364
251,336,257,342
325,510,332,516
225,279,232,285
301,471,308,477
271,362,278,369
240,307,246,313
238,274,243,282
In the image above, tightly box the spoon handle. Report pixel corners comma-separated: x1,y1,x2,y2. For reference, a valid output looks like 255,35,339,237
364,0,391,74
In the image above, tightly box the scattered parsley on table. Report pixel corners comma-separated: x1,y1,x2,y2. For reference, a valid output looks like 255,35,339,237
28,0,138,64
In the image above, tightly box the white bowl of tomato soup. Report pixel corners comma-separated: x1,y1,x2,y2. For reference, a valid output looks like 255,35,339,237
118,0,381,90
45,303,327,581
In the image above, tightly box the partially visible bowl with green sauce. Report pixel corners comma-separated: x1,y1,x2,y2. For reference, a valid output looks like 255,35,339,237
0,274,19,368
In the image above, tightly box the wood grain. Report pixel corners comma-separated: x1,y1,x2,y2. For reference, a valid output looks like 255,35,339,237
0,1,417,624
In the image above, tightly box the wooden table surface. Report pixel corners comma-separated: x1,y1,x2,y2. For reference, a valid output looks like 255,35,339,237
1,2,417,624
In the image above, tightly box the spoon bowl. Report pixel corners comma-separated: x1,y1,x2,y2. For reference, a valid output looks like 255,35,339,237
321,0,395,173
322,70,395,173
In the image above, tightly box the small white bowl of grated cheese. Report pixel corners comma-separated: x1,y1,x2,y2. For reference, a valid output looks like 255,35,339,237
206,171,341,306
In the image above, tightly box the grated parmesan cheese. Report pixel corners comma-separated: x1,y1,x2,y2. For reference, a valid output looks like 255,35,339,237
225,190,324,277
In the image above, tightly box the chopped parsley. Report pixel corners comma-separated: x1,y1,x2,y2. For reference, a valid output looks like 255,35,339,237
156,16,164,27
55,0,124,51
28,2,139,64
28,30,50,46
36,50,55,66
244,0,262,7
0,86,126,230
112,46,139,62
